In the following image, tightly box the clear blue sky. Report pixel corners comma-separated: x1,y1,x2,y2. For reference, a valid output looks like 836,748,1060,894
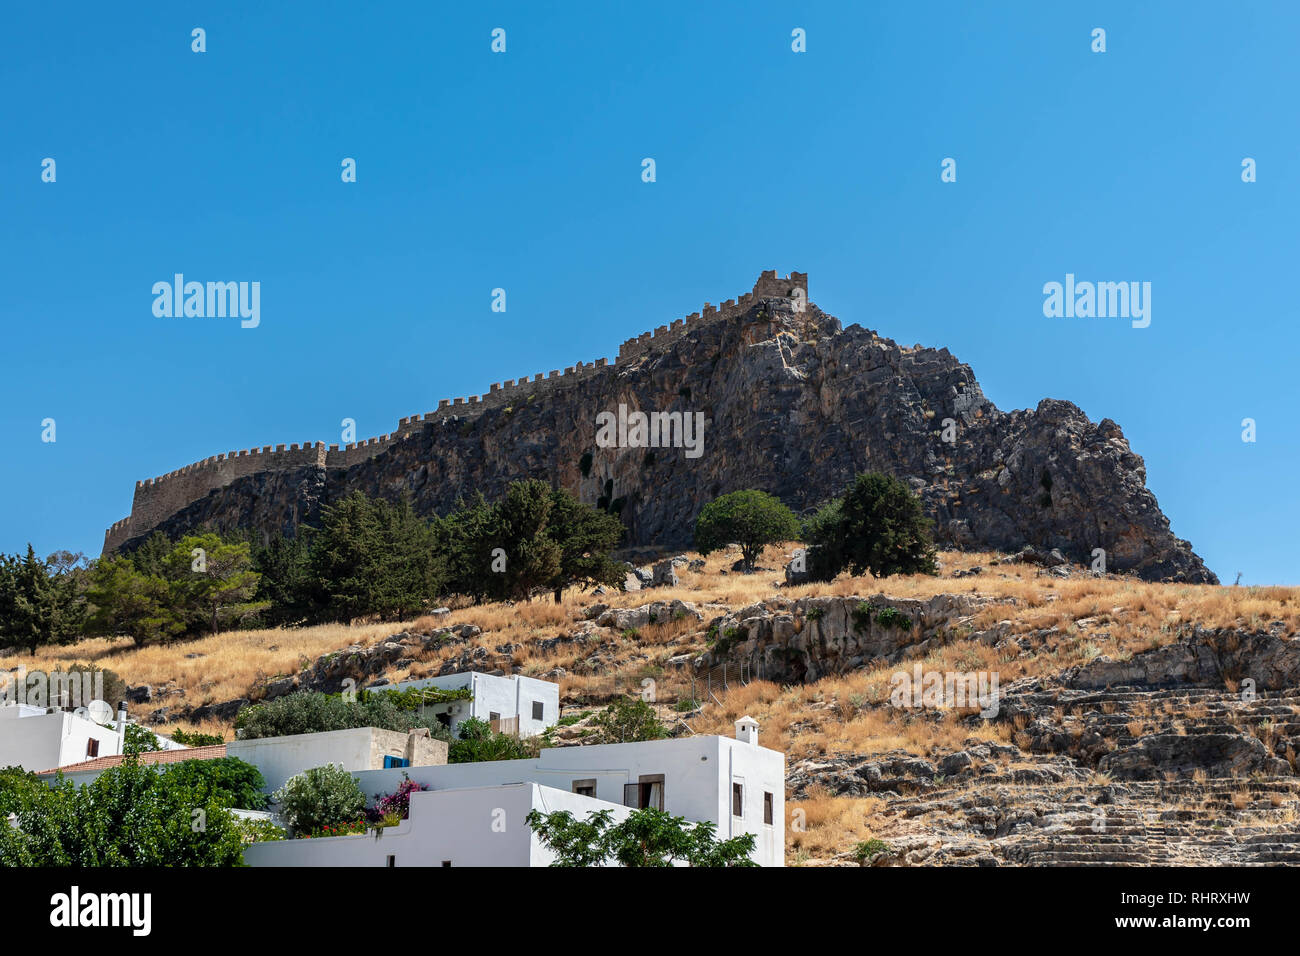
2,2,1295,584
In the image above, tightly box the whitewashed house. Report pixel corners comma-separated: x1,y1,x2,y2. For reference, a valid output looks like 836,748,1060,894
386,671,559,737
0,701,185,773
243,718,784,867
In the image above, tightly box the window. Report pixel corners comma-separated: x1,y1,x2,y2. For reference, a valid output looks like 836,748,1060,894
386,855,395,867
732,782,744,817
623,774,665,810
763,791,774,825
572,779,597,798
441,860,452,867
86,739,99,758
436,712,451,728
489,711,500,722
383,755,409,769
532,700,544,721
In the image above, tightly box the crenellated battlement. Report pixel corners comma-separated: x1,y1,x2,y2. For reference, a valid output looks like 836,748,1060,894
103,270,809,553
614,270,807,365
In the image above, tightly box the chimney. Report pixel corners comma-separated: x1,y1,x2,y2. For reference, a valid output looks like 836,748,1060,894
116,701,128,735
735,715,759,746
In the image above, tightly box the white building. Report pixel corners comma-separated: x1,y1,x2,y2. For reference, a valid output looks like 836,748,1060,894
226,727,448,794
0,702,185,773
386,672,560,738
244,718,784,867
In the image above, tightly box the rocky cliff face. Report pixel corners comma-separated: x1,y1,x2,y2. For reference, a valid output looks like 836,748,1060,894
117,287,1215,583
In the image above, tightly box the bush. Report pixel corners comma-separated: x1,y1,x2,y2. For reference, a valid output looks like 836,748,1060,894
123,724,160,754
804,473,937,581
163,756,269,811
272,764,367,835
234,690,455,742
693,490,800,573
368,774,428,822
448,717,540,763
238,818,286,844
170,727,225,747
590,697,667,744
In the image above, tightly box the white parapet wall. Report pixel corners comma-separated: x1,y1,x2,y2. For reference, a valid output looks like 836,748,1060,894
226,727,448,794
243,783,631,867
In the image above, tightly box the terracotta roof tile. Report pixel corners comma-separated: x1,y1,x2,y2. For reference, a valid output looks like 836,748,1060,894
36,743,227,777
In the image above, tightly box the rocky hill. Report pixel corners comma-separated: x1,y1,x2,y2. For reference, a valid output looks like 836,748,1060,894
105,271,1215,584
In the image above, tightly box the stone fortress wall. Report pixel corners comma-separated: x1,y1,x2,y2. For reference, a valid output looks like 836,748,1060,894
103,271,809,553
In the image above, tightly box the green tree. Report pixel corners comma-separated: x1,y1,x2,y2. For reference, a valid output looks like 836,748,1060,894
804,472,938,581
589,697,667,744
84,556,184,647
0,766,47,817
251,533,320,626
271,764,367,835
545,486,626,602
694,490,801,573
0,545,76,655
490,480,563,601
0,758,247,867
526,807,758,867
164,534,267,636
123,724,161,755
308,493,442,621
438,482,624,604
163,757,268,811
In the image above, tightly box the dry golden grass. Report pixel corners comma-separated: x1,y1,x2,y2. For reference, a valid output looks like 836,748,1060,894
786,785,885,860
4,542,1294,762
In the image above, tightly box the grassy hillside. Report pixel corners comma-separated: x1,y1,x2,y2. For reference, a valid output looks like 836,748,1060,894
7,546,1295,863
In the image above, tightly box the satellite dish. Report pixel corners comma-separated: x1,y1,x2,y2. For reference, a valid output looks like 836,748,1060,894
86,700,114,725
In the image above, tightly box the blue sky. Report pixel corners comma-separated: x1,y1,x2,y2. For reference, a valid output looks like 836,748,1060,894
2,2,1295,584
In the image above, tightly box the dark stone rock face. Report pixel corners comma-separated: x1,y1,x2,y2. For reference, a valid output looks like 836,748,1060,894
118,294,1216,583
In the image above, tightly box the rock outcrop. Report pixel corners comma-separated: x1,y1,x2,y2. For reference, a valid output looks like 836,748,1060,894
106,272,1215,583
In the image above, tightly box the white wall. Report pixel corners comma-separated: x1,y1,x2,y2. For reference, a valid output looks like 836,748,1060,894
388,672,560,737
244,783,631,867
348,735,784,865
0,706,124,772
227,728,384,794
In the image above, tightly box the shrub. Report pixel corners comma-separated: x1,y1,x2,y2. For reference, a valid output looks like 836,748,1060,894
448,717,540,763
234,690,455,742
123,724,160,754
170,727,225,747
851,601,876,633
368,774,428,822
238,818,285,843
853,838,890,863
693,490,800,573
589,697,667,744
875,607,911,629
163,756,269,811
272,764,367,836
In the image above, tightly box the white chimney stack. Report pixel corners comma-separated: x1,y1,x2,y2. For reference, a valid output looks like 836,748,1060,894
116,701,128,735
735,715,759,746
